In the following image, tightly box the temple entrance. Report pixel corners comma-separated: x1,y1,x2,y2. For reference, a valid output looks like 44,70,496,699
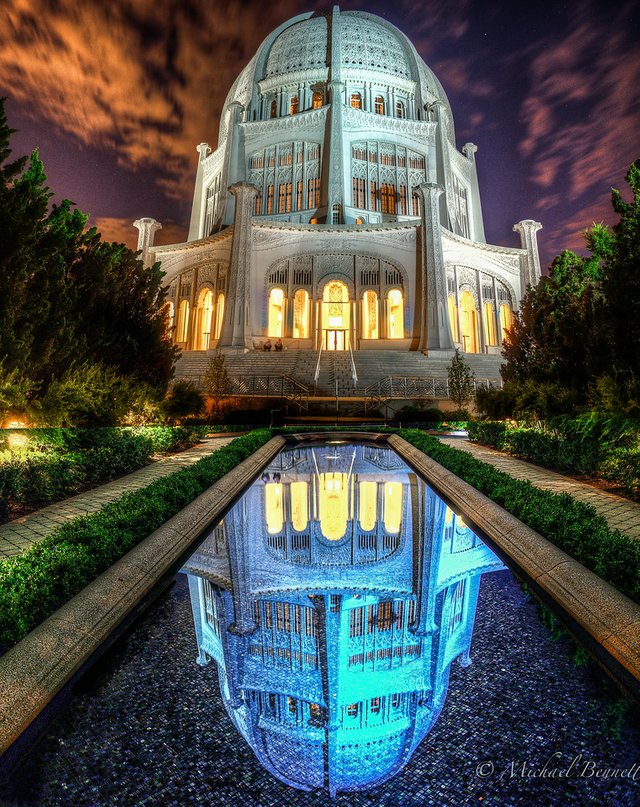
322,281,350,351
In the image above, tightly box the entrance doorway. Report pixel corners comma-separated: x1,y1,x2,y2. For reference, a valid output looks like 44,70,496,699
322,281,350,351
325,329,347,351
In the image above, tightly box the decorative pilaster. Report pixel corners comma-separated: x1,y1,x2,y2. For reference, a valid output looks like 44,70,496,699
513,219,543,290
187,143,211,241
462,143,486,242
412,485,445,636
226,498,256,636
219,182,259,349
133,217,161,267
325,6,344,221
417,182,455,354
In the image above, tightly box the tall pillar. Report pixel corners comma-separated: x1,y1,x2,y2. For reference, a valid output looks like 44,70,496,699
325,6,344,221
412,483,445,636
513,219,543,291
219,182,259,349
133,217,161,268
187,143,211,241
462,143,486,242
226,498,256,636
417,182,455,354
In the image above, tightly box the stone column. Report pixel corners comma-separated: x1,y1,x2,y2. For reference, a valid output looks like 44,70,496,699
417,182,455,354
513,219,543,290
133,218,162,267
187,143,210,241
219,182,259,349
226,498,256,636
412,485,445,636
462,143,486,243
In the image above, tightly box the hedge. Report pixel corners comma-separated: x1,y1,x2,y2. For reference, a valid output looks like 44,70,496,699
0,426,210,521
0,429,272,654
401,429,640,605
467,415,640,498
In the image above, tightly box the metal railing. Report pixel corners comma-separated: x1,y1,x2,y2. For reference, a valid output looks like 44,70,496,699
192,373,309,410
313,338,324,385
348,341,358,387
364,375,503,411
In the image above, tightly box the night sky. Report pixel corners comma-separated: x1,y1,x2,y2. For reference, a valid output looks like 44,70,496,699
2,0,639,269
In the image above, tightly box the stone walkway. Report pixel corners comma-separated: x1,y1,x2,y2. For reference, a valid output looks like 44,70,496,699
0,438,234,560
440,436,640,540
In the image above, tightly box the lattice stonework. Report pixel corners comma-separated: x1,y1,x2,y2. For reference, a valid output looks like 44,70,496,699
450,174,470,239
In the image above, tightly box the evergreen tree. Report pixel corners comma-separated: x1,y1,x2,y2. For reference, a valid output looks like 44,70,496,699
447,348,474,414
203,350,232,420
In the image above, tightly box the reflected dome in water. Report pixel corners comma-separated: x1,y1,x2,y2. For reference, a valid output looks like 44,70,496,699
183,444,504,796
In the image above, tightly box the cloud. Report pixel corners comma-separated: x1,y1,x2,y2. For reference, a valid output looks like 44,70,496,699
93,215,186,251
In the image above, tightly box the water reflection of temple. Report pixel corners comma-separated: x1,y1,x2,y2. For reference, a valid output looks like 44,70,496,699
183,444,504,796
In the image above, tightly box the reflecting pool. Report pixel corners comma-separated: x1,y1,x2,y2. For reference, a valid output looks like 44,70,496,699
183,443,505,796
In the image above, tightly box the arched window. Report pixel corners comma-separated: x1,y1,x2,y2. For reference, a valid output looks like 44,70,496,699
176,299,190,344
270,99,277,118
322,281,350,351
362,290,379,339
265,483,283,534
214,293,225,340
396,100,405,118
381,183,396,214
312,91,323,109
195,288,214,350
359,480,377,532
383,482,402,534
268,287,285,337
293,289,310,338
387,289,404,339
484,302,497,346
374,96,385,115
289,96,299,115
350,93,362,109
448,295,459,342
500,304,512,342
290,481,308,532
460,290,478,353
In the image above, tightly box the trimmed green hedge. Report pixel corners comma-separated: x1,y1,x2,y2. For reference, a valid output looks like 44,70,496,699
401,429,640,604
0,426,210,521
0,430,272,654
468,415,640,498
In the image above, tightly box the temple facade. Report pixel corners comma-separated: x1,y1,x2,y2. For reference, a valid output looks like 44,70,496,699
183,444,505,795
135,7,541,359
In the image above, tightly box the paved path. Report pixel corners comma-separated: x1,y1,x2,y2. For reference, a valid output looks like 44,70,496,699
439,436,640,541
0,438,234,560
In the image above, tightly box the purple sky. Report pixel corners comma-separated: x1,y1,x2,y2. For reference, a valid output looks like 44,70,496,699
2,0,639,269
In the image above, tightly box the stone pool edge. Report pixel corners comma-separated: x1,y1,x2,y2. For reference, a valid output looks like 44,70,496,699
389,433,640,703
0,434,286,766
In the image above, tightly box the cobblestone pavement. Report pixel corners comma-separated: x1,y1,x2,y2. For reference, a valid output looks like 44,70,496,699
440,437,640,541
0,438,234,560
6,571,639,806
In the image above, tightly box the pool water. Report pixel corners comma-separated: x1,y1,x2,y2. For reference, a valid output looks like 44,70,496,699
9,443,640,805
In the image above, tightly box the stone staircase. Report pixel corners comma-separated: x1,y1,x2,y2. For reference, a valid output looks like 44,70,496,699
174,349,504,399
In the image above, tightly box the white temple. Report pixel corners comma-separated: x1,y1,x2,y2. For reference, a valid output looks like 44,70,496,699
135,7,541,388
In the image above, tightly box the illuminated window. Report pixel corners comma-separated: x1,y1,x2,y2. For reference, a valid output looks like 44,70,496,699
411,192,420,216
396,100,405,118
214,293,224,340
270,99,277,118
399,185,407,215
265,483,283,534
293,289,310,338
319,473,349,540
266,184,274,214
371,697,381,714
500,303,512,343
370,181,378,211
383,481,402,533
352,177,366,208
254,190,262,215
289,96,299,115
374,96,385,115
361,291,379,340
177,299,190,343
358,480,377,530
381,183,396,214
195,288,213,350
312,91,323,109
290,481,308,531
350,93,362,109
278,182,292,213
296,180,303,210
288,696,297,715
484,302,497,345
347,703,359,717
268,287,285,337
308,177,320,208
460,290,478,353
392,693,401,708
448,295,459,342
387,289,404,339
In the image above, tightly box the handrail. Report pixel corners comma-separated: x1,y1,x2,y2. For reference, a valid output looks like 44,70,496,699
348,340,358,386
313,336,324,384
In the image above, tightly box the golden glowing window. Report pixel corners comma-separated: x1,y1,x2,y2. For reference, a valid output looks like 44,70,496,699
484,302,497,345
374,96,385,115
268,287,285,337
448,295,459,342
347,703,359,717
270,100,277,118
460,290,478,353
289,96,299,115
500,304,512,342
361,290,379,339
293,289,310,339
387,289,404,339
319,473,349,541
290,481,308,532
265,483,283,534
358,480,377,531
381,183,396,214
350,93,362,109
177,299,190,343
445,506,454,526
383,481,402,533
396,100,405,118
214,293,224,340
196,288,214,351
312,91,323,109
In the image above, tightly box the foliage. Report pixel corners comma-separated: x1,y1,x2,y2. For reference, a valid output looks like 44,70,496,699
0,430,272,653
203,350,232,420
447,349,474,414
0,99,177,424
161,380,205,423
401,429,640,603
